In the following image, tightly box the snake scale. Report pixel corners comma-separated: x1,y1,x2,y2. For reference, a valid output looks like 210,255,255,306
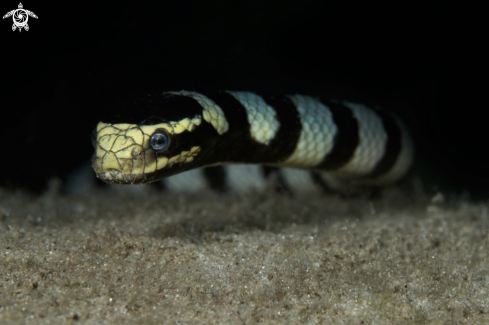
91,91,413,192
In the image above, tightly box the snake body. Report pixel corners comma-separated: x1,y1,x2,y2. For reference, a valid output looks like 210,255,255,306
91,91,413,190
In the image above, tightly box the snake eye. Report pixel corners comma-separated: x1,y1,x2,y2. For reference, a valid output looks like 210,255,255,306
150,129,170,152
91,128,98,148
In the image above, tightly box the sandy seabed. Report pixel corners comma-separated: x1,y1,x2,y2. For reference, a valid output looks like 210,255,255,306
1,184,489,324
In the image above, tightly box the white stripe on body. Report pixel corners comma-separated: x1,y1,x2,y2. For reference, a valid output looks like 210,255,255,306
367,119,414,185
226,91,280,145
327,101,387,178
283,95,337,167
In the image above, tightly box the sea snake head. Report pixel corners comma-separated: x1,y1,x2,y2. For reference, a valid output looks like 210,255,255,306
91,91,227,184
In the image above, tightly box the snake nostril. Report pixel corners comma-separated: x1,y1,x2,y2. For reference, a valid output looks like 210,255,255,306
131,147,142,158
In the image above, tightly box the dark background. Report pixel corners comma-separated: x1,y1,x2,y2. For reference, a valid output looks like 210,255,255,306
0,1,485,198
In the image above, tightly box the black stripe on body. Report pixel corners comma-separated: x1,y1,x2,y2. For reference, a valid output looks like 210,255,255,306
207,92,302,164
261,95,303,162
315,100,359,170
366,111,402,178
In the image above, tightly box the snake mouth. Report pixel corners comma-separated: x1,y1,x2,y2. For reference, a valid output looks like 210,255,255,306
91,152,146,184
91,150,201,185
95,170,145,185
92,153,155,185
92,151,203,184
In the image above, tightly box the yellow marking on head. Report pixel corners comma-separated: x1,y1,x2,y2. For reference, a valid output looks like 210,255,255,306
191,115,202,128
168,154,181,164
143,133,150,149
98,134,118,151
112,135,136,152
98,125,124,138
93,114,203,183
115,144,143,159
140,124,173,137
165,91,229,135
95,144,106,158
156,156,169,169
145,151,156,174
132,153,146,175
97,122,109,131
173,118,190,132
154,146,201,171
113,123,134,131
171,122,187,134
139,116,202,138
125,128,144,147
102,151,121,171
